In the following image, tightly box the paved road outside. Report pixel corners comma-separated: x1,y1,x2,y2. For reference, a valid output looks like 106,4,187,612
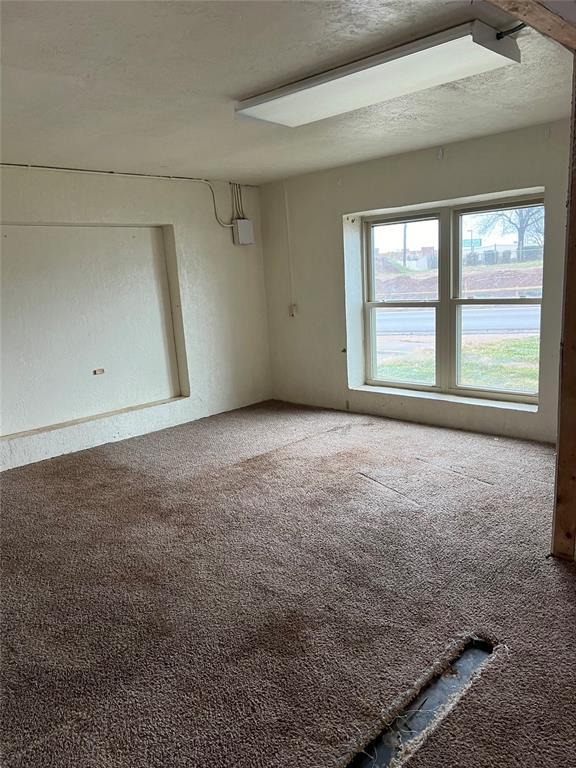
376,305,540,335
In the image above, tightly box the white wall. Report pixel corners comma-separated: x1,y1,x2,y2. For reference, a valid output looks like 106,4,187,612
261,121,570,442
1,224,180,435
0,168,271,468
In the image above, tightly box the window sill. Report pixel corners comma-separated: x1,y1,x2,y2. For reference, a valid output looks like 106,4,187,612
351,384,538,412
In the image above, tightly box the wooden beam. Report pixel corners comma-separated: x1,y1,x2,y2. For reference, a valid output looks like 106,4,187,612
487,0,576,50
489,2,576,559
553,59,576,560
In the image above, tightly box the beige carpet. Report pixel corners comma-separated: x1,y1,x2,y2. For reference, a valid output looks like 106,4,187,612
1,401,575,767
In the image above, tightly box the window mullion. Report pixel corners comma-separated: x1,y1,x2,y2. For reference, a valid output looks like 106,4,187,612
450,209,462,390
455,297,541,305
437,208,452,392
366,301,439,309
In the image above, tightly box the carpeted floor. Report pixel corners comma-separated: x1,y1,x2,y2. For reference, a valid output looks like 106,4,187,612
1,401,575,767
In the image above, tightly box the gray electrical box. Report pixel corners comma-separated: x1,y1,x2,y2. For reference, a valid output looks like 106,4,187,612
232,218,255,246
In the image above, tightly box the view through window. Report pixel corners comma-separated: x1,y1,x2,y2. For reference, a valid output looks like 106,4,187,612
366,200,543,399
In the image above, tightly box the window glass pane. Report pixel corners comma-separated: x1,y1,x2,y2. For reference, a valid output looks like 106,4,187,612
458,304,540,394
372,219,439,301
459,205,544,299
374,307,435,385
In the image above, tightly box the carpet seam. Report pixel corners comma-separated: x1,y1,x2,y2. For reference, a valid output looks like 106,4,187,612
225,419,375,473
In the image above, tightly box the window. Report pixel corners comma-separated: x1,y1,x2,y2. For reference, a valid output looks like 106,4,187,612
364,199,544,402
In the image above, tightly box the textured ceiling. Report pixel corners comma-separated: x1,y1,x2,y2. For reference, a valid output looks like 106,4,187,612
1,0,573,184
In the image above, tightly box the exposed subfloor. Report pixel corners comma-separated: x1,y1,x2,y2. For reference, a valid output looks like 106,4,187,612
348,639,494,768
1,401,575,767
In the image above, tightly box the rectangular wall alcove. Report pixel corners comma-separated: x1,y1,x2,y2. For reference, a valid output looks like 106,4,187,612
0,223,189,437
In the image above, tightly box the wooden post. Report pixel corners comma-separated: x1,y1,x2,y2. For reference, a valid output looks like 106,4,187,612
487,1,576,559
552,62,576,560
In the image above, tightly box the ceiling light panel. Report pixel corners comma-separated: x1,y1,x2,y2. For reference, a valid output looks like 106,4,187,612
236,21,521,127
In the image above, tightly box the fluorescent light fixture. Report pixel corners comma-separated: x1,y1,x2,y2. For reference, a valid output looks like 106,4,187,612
236,21,520,127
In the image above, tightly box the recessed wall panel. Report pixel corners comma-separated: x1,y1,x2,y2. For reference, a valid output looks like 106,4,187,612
1,224,180,435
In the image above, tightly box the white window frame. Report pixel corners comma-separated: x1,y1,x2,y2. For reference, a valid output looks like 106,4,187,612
363,195,543,405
